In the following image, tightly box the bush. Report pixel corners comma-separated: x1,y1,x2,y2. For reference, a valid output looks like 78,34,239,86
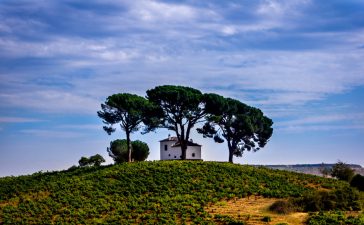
293,186,361,212
107,139,150,163
261,216,271,222
269,200,295,214
350,174,364,191
78,154,105,167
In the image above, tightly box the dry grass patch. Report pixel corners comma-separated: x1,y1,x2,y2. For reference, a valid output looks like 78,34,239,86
205,196,308,225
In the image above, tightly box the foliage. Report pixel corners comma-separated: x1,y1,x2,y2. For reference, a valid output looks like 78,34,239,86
214,214,246,225
78,154,105,167
78,156,89,167
307,211,364,225
131,140,150,161
98,93,149,162
269,200,295,214
198,93,273,163
107,139,150,163
0,161,357,224
89,154,106,166
292,186,361,212
351,174,364,192
261,215,271,222
145,85,205,159
331,161,355,182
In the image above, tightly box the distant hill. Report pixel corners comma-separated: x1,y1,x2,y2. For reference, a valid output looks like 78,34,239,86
257,163,364,176
0,161,358,224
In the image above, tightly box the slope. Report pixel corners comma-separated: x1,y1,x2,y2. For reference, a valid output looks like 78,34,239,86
0,161,360,224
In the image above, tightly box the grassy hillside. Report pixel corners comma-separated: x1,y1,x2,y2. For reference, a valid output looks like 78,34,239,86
0,161,362,224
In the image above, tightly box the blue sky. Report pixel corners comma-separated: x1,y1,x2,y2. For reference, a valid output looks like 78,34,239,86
1,0,364,177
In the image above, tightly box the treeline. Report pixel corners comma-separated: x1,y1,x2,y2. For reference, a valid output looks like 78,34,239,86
97,85,273,163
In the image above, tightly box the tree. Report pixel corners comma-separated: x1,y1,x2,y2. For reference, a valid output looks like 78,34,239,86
131,140,150,161
331,161,355,182
198,93,273,163
88,154,105,166
145,85,205,160
78,156,89,167
97,93,148,162
78,154,105,167
107,139,150,163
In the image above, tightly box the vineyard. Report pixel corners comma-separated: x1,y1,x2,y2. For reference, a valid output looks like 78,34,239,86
0,161,363,224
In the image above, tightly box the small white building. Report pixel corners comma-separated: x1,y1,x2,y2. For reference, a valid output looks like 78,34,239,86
160,135,202,160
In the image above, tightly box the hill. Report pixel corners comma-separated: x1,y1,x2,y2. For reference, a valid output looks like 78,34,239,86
260,163,364,176
0,161,363,224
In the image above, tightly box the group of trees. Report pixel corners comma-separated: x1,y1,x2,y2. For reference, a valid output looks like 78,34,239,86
78,154,105,167
97,85,273,163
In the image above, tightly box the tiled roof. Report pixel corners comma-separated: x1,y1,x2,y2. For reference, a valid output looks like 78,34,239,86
172,141,201,147
159,136,178,142
159,136,201,146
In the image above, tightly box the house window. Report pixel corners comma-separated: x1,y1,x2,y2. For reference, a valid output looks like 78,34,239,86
164,145,168,151
168,154,171,157
174,156,176,158
192,153,195,157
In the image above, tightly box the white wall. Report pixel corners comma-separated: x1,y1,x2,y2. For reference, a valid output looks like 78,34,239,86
160,141,201,160
160,140,179,160
186,146,201,160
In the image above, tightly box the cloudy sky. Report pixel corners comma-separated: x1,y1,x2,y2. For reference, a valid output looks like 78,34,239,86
1,0,364,176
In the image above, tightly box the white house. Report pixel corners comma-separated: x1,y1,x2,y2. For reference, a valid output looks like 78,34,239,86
160,135,202,160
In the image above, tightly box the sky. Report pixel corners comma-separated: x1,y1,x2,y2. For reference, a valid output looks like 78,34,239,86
1,0,364,177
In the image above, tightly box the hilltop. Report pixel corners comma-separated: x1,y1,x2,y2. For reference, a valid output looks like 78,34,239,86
0,161,363,224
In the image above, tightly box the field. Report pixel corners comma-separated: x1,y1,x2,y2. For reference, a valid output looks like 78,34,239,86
0,161,363,224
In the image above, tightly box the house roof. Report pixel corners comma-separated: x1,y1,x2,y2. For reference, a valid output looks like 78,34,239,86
159,136,201,147
159,136,178,142
172,141,201,147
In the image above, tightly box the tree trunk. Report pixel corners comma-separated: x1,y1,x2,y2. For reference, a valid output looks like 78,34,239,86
228,148,234,163
227,140,234,163
126,131,132,162
181,141,187,160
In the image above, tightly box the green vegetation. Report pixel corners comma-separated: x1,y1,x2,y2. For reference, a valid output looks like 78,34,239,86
107,139,150,163
307,211,364,225
331,161,355,182
145,85,206,160
199,93,273,163
351,174,364,192
0,161,361,224
98,93,149,162
78,154,105,167
103,85,273,163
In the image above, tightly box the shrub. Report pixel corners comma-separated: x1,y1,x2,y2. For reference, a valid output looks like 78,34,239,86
350,174,364,191
269,200,295,214
78,154,105,167
107,139,150,163
261,216,271,222
293,186,361,212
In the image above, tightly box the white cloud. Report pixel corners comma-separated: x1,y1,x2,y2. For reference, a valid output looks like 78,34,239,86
129,0,197,22
0,91,99,114
20,129,87,138
0,117,43,123
277,124,364,132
